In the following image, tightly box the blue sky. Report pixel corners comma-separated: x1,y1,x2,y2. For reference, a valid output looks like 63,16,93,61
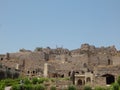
0,0,120,54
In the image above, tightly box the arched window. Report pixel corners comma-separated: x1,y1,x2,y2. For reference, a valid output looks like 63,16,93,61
86,77,91,82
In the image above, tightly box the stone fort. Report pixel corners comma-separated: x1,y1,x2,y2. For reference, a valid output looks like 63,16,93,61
0,43,120,87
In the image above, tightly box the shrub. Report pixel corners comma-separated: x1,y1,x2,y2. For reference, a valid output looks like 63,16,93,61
44,78,49,82
68,85,76,90
12,84,21,90
24,78,31,85
38,78,49,84
84,85,92,90
24,84,34,90
50,86,56,90
32,77,38,84
38,78,44,84
50,78,55,82
35,84,45,90
35,47,43,51
0,82,5,90
105,87,110,90
0,87,4,90
94,86,106,90
63,77,70,80
0,78,19,87
111,83,119,90
0,84,4,90
117,76,120,85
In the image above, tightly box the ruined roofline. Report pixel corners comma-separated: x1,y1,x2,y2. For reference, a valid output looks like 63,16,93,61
0,43,119,54
33,44,117,51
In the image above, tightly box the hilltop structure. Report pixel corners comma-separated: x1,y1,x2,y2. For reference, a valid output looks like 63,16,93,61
0,43,120,87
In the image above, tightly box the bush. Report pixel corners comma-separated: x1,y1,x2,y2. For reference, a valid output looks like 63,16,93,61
50,86,56,90
111,83,119,90
38,78,44,84
105,87,110,90
24,78,31,85
117,76,120,85
35,84,45,90
63,77,70,80
2,78,19,86
68,85,76,90
38,78,49,84
44,78,49,82
50,78,55,82
32,77,38,84
0,87,4,90
12,84,21,90
24,84,34,90
0,82,5,90
35,47,43,51
84,85,92,90
0,84,4,90
94,86,106,90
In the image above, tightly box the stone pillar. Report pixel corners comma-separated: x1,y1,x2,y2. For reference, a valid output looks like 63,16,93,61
44,63,48,77
16,64,19,70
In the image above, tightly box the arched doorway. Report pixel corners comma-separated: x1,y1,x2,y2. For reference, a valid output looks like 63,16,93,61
102,74,115,84
77,79,82,85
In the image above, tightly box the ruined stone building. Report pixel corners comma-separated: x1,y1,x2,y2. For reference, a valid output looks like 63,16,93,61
0,44,120,86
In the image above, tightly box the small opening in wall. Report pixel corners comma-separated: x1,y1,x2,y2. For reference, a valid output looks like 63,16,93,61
77,79,82,85
76,71,79,74
1,58,3,60
61,74,64,78
108,59,110,65
27,71,30,74
33,71,35,74
102,74,115,84
86,77,91,82
83,63,87,68
68,71,71,76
